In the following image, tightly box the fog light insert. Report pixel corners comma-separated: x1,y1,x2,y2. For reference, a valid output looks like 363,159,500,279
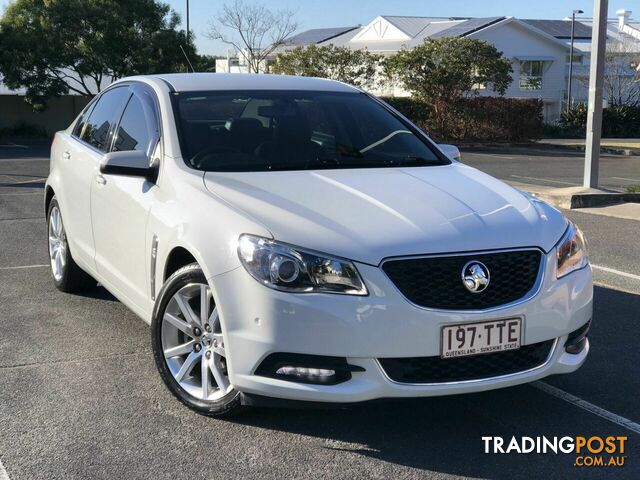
564,320,591,354
255,353,364,385
276,366,336,378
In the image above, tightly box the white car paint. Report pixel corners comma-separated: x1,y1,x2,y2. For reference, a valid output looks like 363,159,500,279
46,73,592,404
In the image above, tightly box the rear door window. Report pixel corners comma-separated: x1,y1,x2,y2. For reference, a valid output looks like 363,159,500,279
82,87,131,152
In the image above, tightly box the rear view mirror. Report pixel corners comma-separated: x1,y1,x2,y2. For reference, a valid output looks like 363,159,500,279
100,150,157,181
438,144,461,161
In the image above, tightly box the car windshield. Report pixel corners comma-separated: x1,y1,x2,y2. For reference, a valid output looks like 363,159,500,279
174,90,449,172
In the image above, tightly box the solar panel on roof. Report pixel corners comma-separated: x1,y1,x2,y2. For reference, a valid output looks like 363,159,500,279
284,27,358,45
522,20,592,38
431,17,504,38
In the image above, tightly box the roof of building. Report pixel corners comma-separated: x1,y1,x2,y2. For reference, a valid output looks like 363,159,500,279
283,26,360,46
311,16,510,53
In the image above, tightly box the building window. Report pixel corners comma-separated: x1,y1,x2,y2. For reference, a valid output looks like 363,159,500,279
519,60,544,90
565,54,583,64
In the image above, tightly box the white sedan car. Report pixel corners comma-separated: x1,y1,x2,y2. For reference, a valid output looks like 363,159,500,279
46,73,592,416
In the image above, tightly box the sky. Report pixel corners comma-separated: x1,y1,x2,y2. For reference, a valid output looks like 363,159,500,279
1,0,636,55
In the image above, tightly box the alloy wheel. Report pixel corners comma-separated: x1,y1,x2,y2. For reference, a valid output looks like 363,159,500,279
48,205,67,281
161,283,232,401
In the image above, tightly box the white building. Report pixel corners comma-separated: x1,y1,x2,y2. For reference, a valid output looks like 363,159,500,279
278,12,640,121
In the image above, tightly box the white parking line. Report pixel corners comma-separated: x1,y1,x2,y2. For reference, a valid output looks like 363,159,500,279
533,382,640,434
591,264,640,281
473,153,515,159
0,457,9,480
0,192,42,196
0,264,48,271
510,175,579,186
0,177,46,185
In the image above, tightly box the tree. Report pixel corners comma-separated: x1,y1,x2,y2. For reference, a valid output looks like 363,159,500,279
208,0,297,74
602,37,640,106
0,0,197,110
384,37,513,110
272,45,382,89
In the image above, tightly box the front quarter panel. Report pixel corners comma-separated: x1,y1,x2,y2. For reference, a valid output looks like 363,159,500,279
145,159,272,316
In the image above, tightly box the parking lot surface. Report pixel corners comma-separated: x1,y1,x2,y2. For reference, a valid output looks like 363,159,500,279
462,146,640,192
0,144,638,479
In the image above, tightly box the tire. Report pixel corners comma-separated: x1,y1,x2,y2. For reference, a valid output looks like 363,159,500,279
47,197,97,293
151,263,242,416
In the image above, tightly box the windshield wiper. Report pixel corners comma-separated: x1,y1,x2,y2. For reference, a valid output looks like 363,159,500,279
394,156,440,167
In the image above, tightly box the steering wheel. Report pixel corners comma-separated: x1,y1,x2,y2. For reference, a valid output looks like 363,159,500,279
191,146,238,169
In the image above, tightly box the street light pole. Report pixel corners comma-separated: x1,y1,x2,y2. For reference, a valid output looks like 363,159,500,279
584,0,608,188
567,9,584,112
186,0,190,44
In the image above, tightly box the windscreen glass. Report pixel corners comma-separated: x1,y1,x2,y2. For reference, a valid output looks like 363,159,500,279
174,90,448,171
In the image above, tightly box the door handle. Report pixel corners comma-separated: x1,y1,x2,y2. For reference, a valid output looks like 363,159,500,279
62,151,71,160
96,174,107,186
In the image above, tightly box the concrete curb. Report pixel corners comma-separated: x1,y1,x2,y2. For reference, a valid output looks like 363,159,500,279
506,181,640,210
555,192,640,209
537,143,640,157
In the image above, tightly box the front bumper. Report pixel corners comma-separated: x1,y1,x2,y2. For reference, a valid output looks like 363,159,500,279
209,251,593,403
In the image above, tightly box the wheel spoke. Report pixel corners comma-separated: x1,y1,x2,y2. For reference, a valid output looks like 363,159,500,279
202,355,212,398
200,284,210,326
54,209,62,236
209,359,229,392
54,250,63,275
175,351,200,382
208,306,218,329
212,333,225,356
164,312,193,337
175,292,200,326
164,340,195,358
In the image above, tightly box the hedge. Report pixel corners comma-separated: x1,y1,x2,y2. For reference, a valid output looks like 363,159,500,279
381,96,544,143
560,103,640,138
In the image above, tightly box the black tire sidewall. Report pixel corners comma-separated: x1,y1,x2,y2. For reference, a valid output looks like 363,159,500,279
151,263,241,416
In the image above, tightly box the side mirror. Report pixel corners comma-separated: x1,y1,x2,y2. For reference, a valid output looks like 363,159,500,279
100,150,157,182
438,144,461,161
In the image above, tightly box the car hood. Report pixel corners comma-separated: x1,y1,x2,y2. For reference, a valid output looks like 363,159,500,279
203,164,566,265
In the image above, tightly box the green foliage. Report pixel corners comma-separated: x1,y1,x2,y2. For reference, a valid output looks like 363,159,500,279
383,37,513,106
272,45,382,89
0,0,198,109
626,185,640,193
382,96,543,143
560,104,640,138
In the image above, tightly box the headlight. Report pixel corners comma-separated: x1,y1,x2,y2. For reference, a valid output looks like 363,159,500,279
556,221,588,278
237,234,368,295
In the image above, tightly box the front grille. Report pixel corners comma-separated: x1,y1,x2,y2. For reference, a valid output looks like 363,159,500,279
382,250,542,310
379,340,554,384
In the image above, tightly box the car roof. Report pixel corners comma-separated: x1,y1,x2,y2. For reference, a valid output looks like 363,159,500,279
123,73,359,93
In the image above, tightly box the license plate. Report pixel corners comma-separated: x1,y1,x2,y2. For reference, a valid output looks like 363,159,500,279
441,318,522,359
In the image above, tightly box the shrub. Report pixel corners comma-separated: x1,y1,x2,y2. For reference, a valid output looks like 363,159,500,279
560,104,640,138
382,96,543,143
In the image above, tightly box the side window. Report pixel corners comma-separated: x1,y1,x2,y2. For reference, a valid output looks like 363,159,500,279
112,90,160,156
72,100,97,138
82,87,131,152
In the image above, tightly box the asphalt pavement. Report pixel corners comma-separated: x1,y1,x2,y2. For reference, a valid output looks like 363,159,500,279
462,146,640,192
0,143,638,479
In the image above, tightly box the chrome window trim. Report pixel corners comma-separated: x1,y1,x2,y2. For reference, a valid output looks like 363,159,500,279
375,337,558,387
379,247,546,314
